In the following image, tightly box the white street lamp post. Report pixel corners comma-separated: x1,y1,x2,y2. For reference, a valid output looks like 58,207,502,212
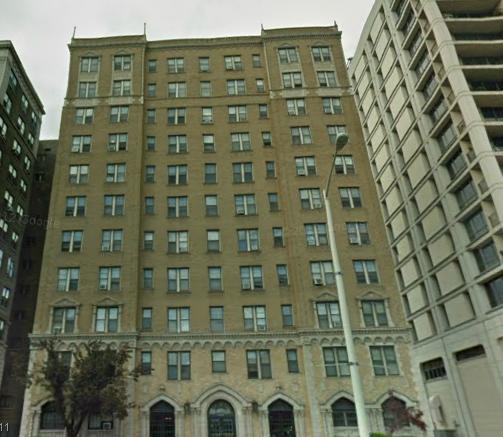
322,132,371,437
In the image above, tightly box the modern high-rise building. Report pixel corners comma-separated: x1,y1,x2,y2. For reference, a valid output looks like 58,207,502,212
349,1,503,436
22,26,418,437
0,41,44,385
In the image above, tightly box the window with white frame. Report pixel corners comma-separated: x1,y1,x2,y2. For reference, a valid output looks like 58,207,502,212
95,307,119,333
353,260,379,284
207,230,220,252
237,229,259,252
199,57,210,72
205,195,218,216
110,106,129,123
78,81,96,98
167,268,189,292
210,306,224,332
295,156,316,176
167,107,186,125
228,105,247,122
370,346,399,376
104,195,124,216
339,187,361,208
316,301,341,328
212,351,226,373
201,107,213,123
146,108,156,123
304,223,328,246
233,162,253,183
143,231,154,250
80,56,99,72
0,116,6,137
203,134,215,152
234,194,256,215
200,81,212,97
167,57,184,73
101,229,123,252
322,97,342,114
243,306,266,331
106,163,126,183
0,287,10,307
240,266,263,290
168,82,187,97
167,307,190,332
23,156,31,172
204,163,217,184
143,268,153,289
113,55,131,71
286,98,306,115
282,72,303,88
12,139,21,156
65,196,86,216
317,71,337,87
61,230,83,252
246,350,271,379
208,267,222,291
334,155,354,174
167,351,190,380
256,78,265,93
112,80,131,96
75,107,94,124
167,231,188,253
231,132,251,151
362,300,388,327
16,117,25,135
346,222,370,245
99,266,121,291
8,164,17,181
278,47,299,64
312,46,332,62
323,347,350,376
168,135,187,153
108,133,128,151
276,264,289,286
224,55,243,70
167,196,188,217
167,165,188,185
281,305,294,327
57,268,80,291
262,131,272,147
266,161,276,178
226,79,246,95
52,307,76,334
328,125,347,144
6,258,14,278
291,126,312,144
71,135,91,153
299,188,322,209
311,261,335,286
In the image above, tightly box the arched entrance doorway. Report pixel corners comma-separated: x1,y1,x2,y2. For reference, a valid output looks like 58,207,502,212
208,400,237,437
150,401,175,437
268,399,296,437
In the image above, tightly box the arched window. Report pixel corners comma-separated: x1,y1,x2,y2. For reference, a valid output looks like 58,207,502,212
40,401,65,430
268,399,296,437
332,397,357,427
150,401,175,437
208,400,236,437
382,396,409,431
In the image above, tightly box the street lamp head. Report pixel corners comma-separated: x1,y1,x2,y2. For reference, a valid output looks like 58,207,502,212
334,132,349,151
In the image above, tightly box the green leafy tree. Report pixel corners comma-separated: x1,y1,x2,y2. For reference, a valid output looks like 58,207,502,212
29,340,139,437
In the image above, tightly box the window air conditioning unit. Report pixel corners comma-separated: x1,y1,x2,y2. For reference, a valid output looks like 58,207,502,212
298,168,306,176
313,278,323,286
237,210,245,215
102,422,113,430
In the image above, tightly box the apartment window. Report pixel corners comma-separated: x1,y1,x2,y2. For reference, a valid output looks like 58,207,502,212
267,193,279,212
456,180,477,209
437,123,456,150
106,163,126,183
237,229,259,252
167,108,186,125
272,227,284,247
287,98,306,115
69,165,89,184
421,358,447,381
291,126,312,144
24,156,31,172
0,287,10,307
295,156,316,176
252,54,261,67
143,268,153,289
145,165,156,183
276,264,289,286
284,349,299,373
266,161,276,178
75,107,94,124
334,155,354,174
143,231,154,250
168,135,187,153
299,188,322,209
167,165,188,185
0,116,6,137
256,78,265,93
78,81,96,98
281,305,293,327
167,352,190,380
228,105,247,122
233,162,253,183
234,194,256,215
224,55,243,70
113,55,131,71
202,306,222,335
208,267,223,291
246,350,271,379
339,187,361,208
148,59,157,72
200,81,212,97
99,267,121,291
17,116,26,135
57,268,80,291
104,195,124,216
146,136,156,151
71,135,91,153
464,210,488,241
168,82,187,98
167,57,184,73
346,222,370,245
259,104,268,119
204,163,217,184
316,302,341,328
328,125,347,144
167,231,188,253
112,80,131,97
207,230,220,252
304,223,327,246
474,241,499,273
243,306,266,331
80,56,99,72
240,266,263,290
61,230,83,252
167,307,190,332
317,71,337,87
52,307,76,334
167,196,188,218
323,97,342,114
231,132,251,151
203,134,215,152
11,139,21,156
199,57,210,72
212,351,226,373
65,196,86,216
353,260,379,284
311,261,335,286
205,195,218,216
147,83,156,97
101,229,123,252
312,46,331,62
323,347,350,377
446,151,466,179
486,275,503,308
167,268,189,292
95,307,119,333
370,346,399,376
108,133,128,151
262,131,272,147
110,106,129,123
362,300,388,327
282,72,302,88
227,79,246,95
147,108,156,123
141,351,152,375
278,47,298,64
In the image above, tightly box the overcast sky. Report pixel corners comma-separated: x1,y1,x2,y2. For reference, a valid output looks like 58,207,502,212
0,0,374,139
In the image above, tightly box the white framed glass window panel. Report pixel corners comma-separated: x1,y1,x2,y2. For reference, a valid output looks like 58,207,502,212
228,105,248,122
312,46,332,62
299,188,322,209
304,223,328,246
234,194,256,215
167,268,189,292
112,80,131,96
167,231,189,253
240,266,263,290
231,132,251,151
167,307,190,332
243,306,267,331
353,260,379,284
80,56,99,72
278,47,299,64
286,98,306,115
75,108,94,124
316,301,341,328
167,57,185,73
317,71,337,87
310,261,335,285
322,97,342,114
167,196,188,217
282,72,303,89
237,229,259,252
106,163,126,183
71,135,92,153
113,55,131,71
168,135,187,153
110,106,129,123
108,133,128,151
101,229,123,252
291,126,312,144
